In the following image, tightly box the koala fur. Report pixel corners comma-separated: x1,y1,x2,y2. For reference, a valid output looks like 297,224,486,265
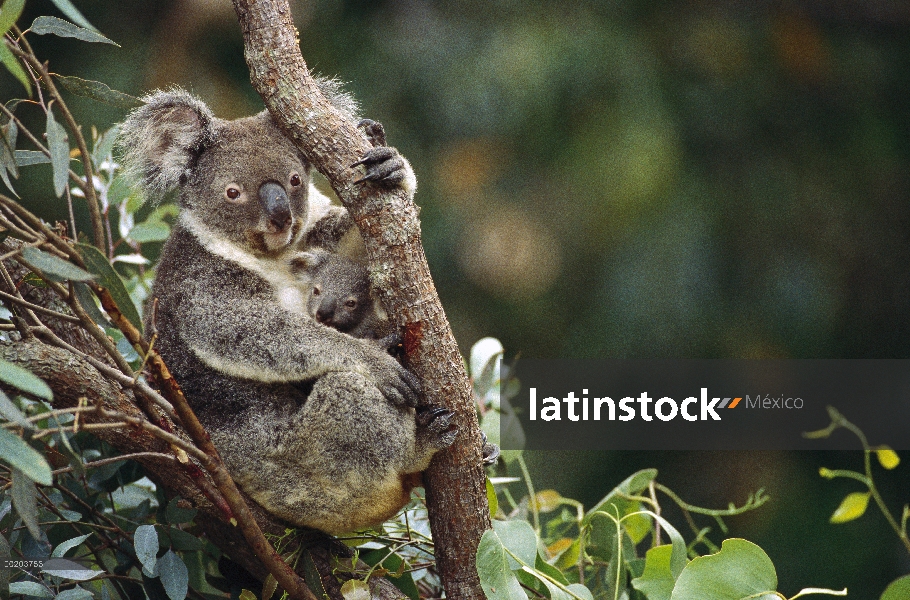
118,86,454,534
290,248,396,346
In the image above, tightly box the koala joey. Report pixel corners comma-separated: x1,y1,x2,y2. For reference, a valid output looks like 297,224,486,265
290,248,398,349
118,85,455,534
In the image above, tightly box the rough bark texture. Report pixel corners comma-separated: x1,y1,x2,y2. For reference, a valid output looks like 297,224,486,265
230,1,491,597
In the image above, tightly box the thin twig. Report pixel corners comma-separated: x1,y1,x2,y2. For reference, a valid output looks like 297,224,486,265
51,452,176,476
0,288,80,323
6,34,105,248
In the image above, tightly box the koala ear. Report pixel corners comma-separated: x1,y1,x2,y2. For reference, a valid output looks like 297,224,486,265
290,249,329,274
117,88,216,195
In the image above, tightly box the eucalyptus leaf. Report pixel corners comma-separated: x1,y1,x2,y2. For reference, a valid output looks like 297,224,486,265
76,242,143,333
0,357,53,400
158,550,189,600
9,582,53,598
1,118,18,181
134,524,159,570
0,43,30,99
45,109,69,197
129,220,170,243
30,16,118,45
491,519,537,570
15,150,52,166
881,575,910,600
73,281,113,328
52,533,91,558
55,75,142,109
0,427,53,484
11,467,40,539
0,0,24,37
49,0,96,30
21,246,94,282
53,585,95,598
0,388,32,428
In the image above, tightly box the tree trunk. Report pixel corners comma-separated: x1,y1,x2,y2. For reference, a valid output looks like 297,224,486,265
230,1,492,597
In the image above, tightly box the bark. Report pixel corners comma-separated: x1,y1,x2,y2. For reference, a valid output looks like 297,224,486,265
230,2,491,598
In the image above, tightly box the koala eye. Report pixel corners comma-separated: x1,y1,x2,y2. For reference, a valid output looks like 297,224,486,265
225,184,243,202
312,285,321,296
289,172,302,187
344,299,358,309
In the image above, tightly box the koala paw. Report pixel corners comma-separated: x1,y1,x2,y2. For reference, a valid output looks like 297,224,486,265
358,118,387,148
363,344,422,407
352,146,412,188
480,430,501,466
352,119,417,194
417,405,458,449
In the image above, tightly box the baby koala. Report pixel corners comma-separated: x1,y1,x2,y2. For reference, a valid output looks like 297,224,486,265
290,248,399,349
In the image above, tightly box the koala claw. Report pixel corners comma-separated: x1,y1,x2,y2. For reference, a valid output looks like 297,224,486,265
480,430,501,466
357,118,387,147
352,146,408,187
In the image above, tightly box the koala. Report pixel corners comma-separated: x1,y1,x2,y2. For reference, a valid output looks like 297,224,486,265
290,248,397,348
118,86,455,534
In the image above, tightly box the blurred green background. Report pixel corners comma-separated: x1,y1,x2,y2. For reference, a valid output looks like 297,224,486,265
4,0,910,597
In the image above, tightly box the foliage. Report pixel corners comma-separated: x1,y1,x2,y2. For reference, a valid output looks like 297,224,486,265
472,341,908,599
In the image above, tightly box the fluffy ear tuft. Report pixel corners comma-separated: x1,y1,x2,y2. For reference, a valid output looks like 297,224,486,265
117,87,216,197
290,249,330,275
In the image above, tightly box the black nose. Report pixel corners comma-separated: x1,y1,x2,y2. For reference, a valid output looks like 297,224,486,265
259,182,292,232
315,305,334,324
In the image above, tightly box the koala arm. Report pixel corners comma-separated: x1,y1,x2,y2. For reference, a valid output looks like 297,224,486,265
178,277,420,406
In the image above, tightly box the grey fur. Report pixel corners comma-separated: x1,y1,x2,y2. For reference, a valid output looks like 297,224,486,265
291,248,394,343
119,88,449,534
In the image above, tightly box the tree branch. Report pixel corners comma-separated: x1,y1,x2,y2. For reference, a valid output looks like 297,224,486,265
231,2,491,597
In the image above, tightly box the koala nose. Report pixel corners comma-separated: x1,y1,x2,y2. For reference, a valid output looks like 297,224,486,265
259,182,292,232
315,305,335,325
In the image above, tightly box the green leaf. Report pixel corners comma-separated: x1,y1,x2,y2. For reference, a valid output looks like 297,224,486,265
30,16,118,45
158,550,189,600
669,538,779,600
52,533,91,558
21,246,94,282
874,446,900,470
491,519,538,570
0,42,30,96
486,476,498,517
15,150,51,166
0,356,52,400
158,525,202,552
0,388,32,428
77,242,143,333
632,545,675,600
584,468,657,524
48,0,96,30
520,566,593,600
165,497,198,525
0,426,53,485
129,219,171,243
0,0,25,37
881,575,910,600
45,109,69,197
92,124,120,165
73,281,113,328
55,75,142,109
476,529,527,600
9,582,54,598
134,524,159,570
238,590,257,600
339,579,370,600
54,586,95,599
829,492,871,524
11,467,40,539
